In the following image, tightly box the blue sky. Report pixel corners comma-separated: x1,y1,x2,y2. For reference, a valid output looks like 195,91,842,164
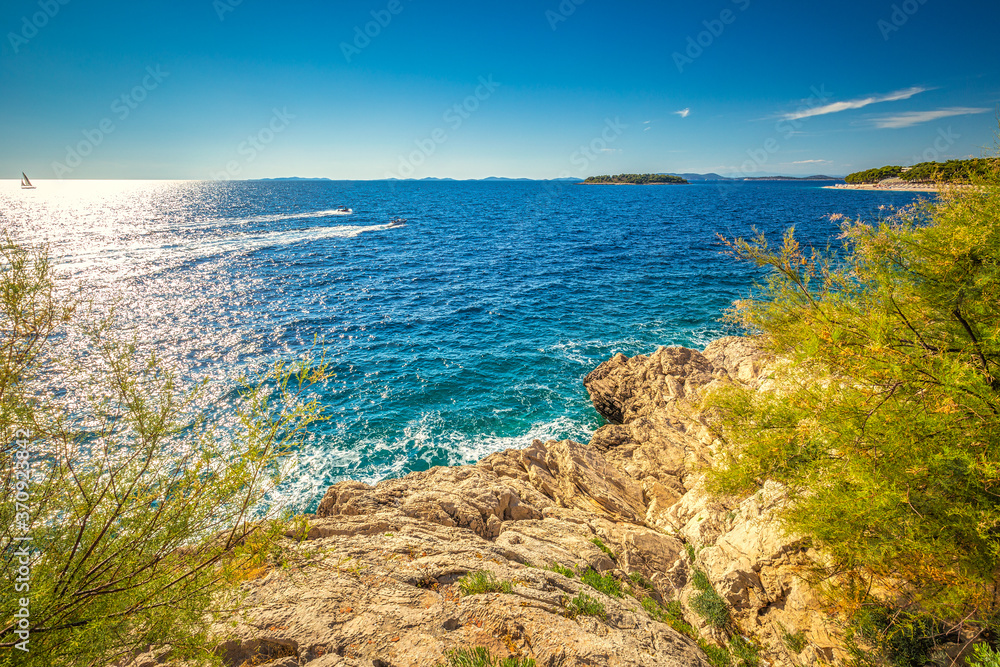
2,0,998,179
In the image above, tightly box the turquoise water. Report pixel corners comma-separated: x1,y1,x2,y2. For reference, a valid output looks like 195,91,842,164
1,179,926,509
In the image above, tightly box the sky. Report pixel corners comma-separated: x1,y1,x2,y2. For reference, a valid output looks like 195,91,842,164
1,0,999,180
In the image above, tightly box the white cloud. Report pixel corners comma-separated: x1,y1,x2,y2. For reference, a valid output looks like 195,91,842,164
674,108,690,118
871,106,991,129
793,159,830,164
781,86,928,121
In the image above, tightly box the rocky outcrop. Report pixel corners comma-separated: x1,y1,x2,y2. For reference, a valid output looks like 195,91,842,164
212,337,847,667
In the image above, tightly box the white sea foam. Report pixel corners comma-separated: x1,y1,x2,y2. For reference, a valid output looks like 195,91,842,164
273,413,596,510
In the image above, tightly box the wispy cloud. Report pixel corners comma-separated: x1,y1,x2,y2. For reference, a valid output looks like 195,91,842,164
781,86,928,121
674,108,690,118
793,159,830,164
871,106,991,129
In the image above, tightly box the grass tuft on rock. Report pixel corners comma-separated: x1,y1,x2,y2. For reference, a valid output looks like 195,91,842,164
458,571,513,596
549,563,576,578
641,596,696,638
581,568,623,598
564,592,607,620
690,569,730,629
590,537,617,560
438,646,536,667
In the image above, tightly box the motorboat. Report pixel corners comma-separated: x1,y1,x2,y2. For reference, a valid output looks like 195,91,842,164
387,217,407,227
332,206,353,215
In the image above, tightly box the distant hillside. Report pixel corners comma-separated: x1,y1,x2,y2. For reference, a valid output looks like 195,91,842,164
662,173,842,182
742,175,841,181
582,173,688,185
664,172,730,181
845,158,998,184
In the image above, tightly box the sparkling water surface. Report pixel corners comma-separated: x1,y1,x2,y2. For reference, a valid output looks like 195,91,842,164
0,179,926,510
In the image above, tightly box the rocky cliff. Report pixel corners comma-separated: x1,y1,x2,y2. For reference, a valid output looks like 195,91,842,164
202,338,846,667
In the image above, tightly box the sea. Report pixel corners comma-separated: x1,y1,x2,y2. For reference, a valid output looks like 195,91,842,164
1,179,927,511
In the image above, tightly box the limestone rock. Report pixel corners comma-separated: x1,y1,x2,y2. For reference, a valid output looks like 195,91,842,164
185,338,850,667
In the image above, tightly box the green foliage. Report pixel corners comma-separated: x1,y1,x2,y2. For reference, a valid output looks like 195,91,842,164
690,570,730,629
0,240,327,666
699,639,733,667
563,592,606,620
549,563,576,578
590,537,617,560
781,625,808,654
582,173,689,185
641,596,696,638
457,571,513,596
707,162,1000,632
845,606,944,667
580,568,623,598
844,165,904,184
685,543,697,562
845,158,999,184
902,158,998,183
628,571,654,590
438,647,536,667
729,636,760,667
969,643,1000,667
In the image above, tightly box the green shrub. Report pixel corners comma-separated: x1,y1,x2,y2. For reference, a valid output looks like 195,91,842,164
969,643,1000,667
438,647,536,667
581,568,623,598
690,570,729,629
844,606,943,667
564,592,606,620
708,161,1000,634
0,240,327,666
458,571,513,596
685,543,697,563
590,537,617,560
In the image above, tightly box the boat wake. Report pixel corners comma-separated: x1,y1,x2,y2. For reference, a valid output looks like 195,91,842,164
56,223,398,273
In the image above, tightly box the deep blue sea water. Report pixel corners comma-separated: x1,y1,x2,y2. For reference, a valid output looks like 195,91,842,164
1,179,927,510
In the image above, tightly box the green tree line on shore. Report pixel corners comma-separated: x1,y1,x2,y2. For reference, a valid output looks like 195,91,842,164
708,157,1000,663
845,158,998,184
582,173,688,184
0,241,327,666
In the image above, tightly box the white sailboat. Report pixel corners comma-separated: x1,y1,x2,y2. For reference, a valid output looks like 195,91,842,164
21,172,35,189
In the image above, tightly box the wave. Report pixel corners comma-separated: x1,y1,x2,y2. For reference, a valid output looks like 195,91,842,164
273,413,596,511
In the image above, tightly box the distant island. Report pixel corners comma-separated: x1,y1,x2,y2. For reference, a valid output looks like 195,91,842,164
582,173,688,185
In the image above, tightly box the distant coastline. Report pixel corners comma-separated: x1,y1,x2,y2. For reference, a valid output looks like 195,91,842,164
825,182,977,193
